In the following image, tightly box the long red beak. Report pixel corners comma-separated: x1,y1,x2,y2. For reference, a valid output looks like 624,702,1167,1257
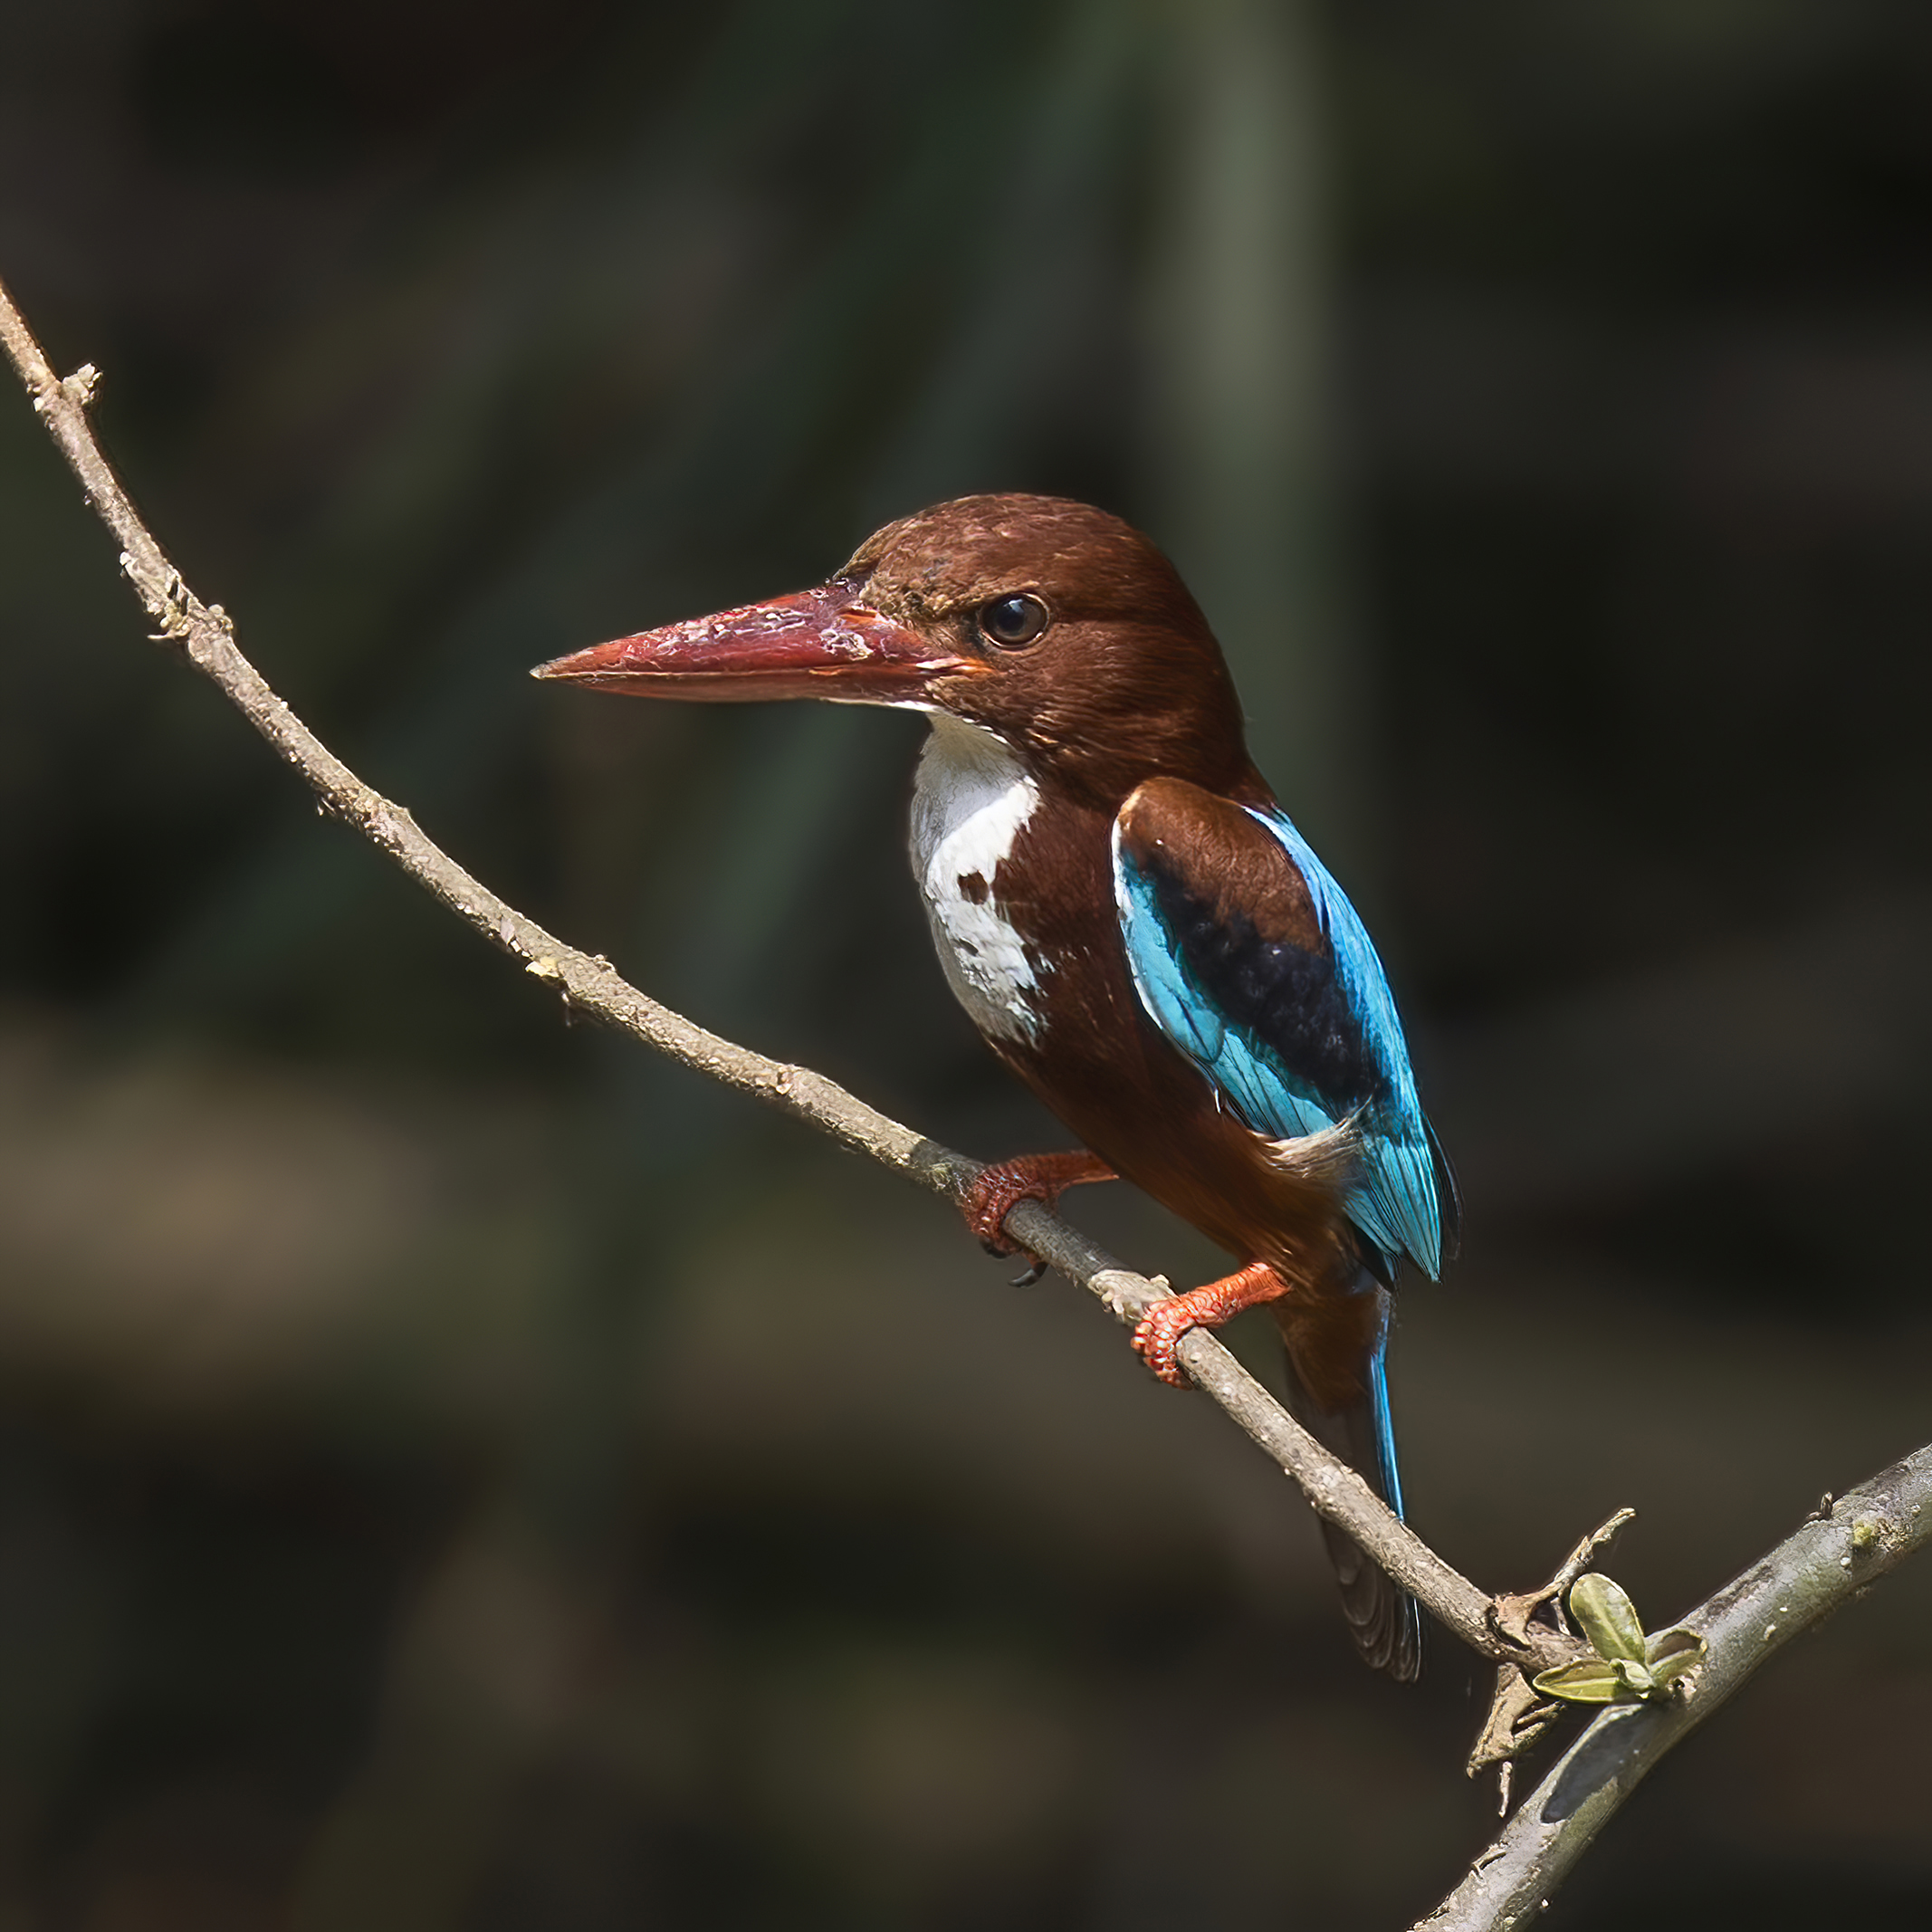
531,582,974,704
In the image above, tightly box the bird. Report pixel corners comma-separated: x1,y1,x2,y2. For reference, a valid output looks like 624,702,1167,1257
533,494,1458,1679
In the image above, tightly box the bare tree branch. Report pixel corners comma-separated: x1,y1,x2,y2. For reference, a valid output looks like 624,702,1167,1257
1420,1445,1932,1930
0,271,1558,1679
9,273,1927,1928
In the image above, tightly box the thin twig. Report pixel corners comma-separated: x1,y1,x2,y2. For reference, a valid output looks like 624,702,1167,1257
0,273,1566,1680
1419,1444,1932,1930
1466,1506,1640,1796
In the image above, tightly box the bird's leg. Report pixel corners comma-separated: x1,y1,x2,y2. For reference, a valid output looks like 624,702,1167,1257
1133,1259,1286,1388
961,1151,1117,1258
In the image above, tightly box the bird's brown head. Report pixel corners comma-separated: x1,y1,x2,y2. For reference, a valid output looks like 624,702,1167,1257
533,494,1258,807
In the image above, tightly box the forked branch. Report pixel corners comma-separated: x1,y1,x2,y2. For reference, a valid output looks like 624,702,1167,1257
1420,1449,1932,1928
7,273,1927,1932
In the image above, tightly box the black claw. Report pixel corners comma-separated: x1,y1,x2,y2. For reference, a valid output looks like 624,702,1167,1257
1010,1260,1047,1287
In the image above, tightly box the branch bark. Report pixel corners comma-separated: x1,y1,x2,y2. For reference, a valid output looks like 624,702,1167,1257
7,272,1927,1931
1420,1445,1932,1929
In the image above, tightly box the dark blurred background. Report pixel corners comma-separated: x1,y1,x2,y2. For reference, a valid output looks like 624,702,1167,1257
1,1,1928,1926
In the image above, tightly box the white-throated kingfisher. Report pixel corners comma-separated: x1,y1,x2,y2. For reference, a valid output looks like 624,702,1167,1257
534,495,1458,1678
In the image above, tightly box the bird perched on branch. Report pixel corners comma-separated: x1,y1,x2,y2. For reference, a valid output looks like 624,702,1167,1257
534,495,1458,1678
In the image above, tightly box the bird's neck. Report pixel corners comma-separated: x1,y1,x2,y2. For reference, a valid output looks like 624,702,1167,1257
910,717,1043,897
908,716,1050,1044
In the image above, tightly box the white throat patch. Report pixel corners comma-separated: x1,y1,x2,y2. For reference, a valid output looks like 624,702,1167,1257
910,716,1045,1042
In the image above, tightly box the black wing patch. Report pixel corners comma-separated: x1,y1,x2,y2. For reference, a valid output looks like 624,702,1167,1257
1118,780,1383,1113
1143,871,1381,1109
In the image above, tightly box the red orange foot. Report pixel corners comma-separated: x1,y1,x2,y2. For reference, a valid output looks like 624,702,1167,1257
961,1151,1116,1257
1132,1260,1289,1388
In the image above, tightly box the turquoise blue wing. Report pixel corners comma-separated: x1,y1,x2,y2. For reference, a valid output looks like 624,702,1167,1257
1111,779,1449,1278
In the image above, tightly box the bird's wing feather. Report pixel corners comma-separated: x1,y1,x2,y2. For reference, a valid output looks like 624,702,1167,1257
1111,778,1445,1277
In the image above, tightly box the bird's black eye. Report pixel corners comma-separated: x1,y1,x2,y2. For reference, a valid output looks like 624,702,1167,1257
977,593,1050,650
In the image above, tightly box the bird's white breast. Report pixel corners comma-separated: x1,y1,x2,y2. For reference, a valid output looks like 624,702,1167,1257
909,716,1045,1042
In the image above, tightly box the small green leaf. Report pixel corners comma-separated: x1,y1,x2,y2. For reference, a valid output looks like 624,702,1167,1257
1612,1657,1657,1696
1644,1627,1707,1689
1568,1573,1648,1663
1532,1659,1629,1704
